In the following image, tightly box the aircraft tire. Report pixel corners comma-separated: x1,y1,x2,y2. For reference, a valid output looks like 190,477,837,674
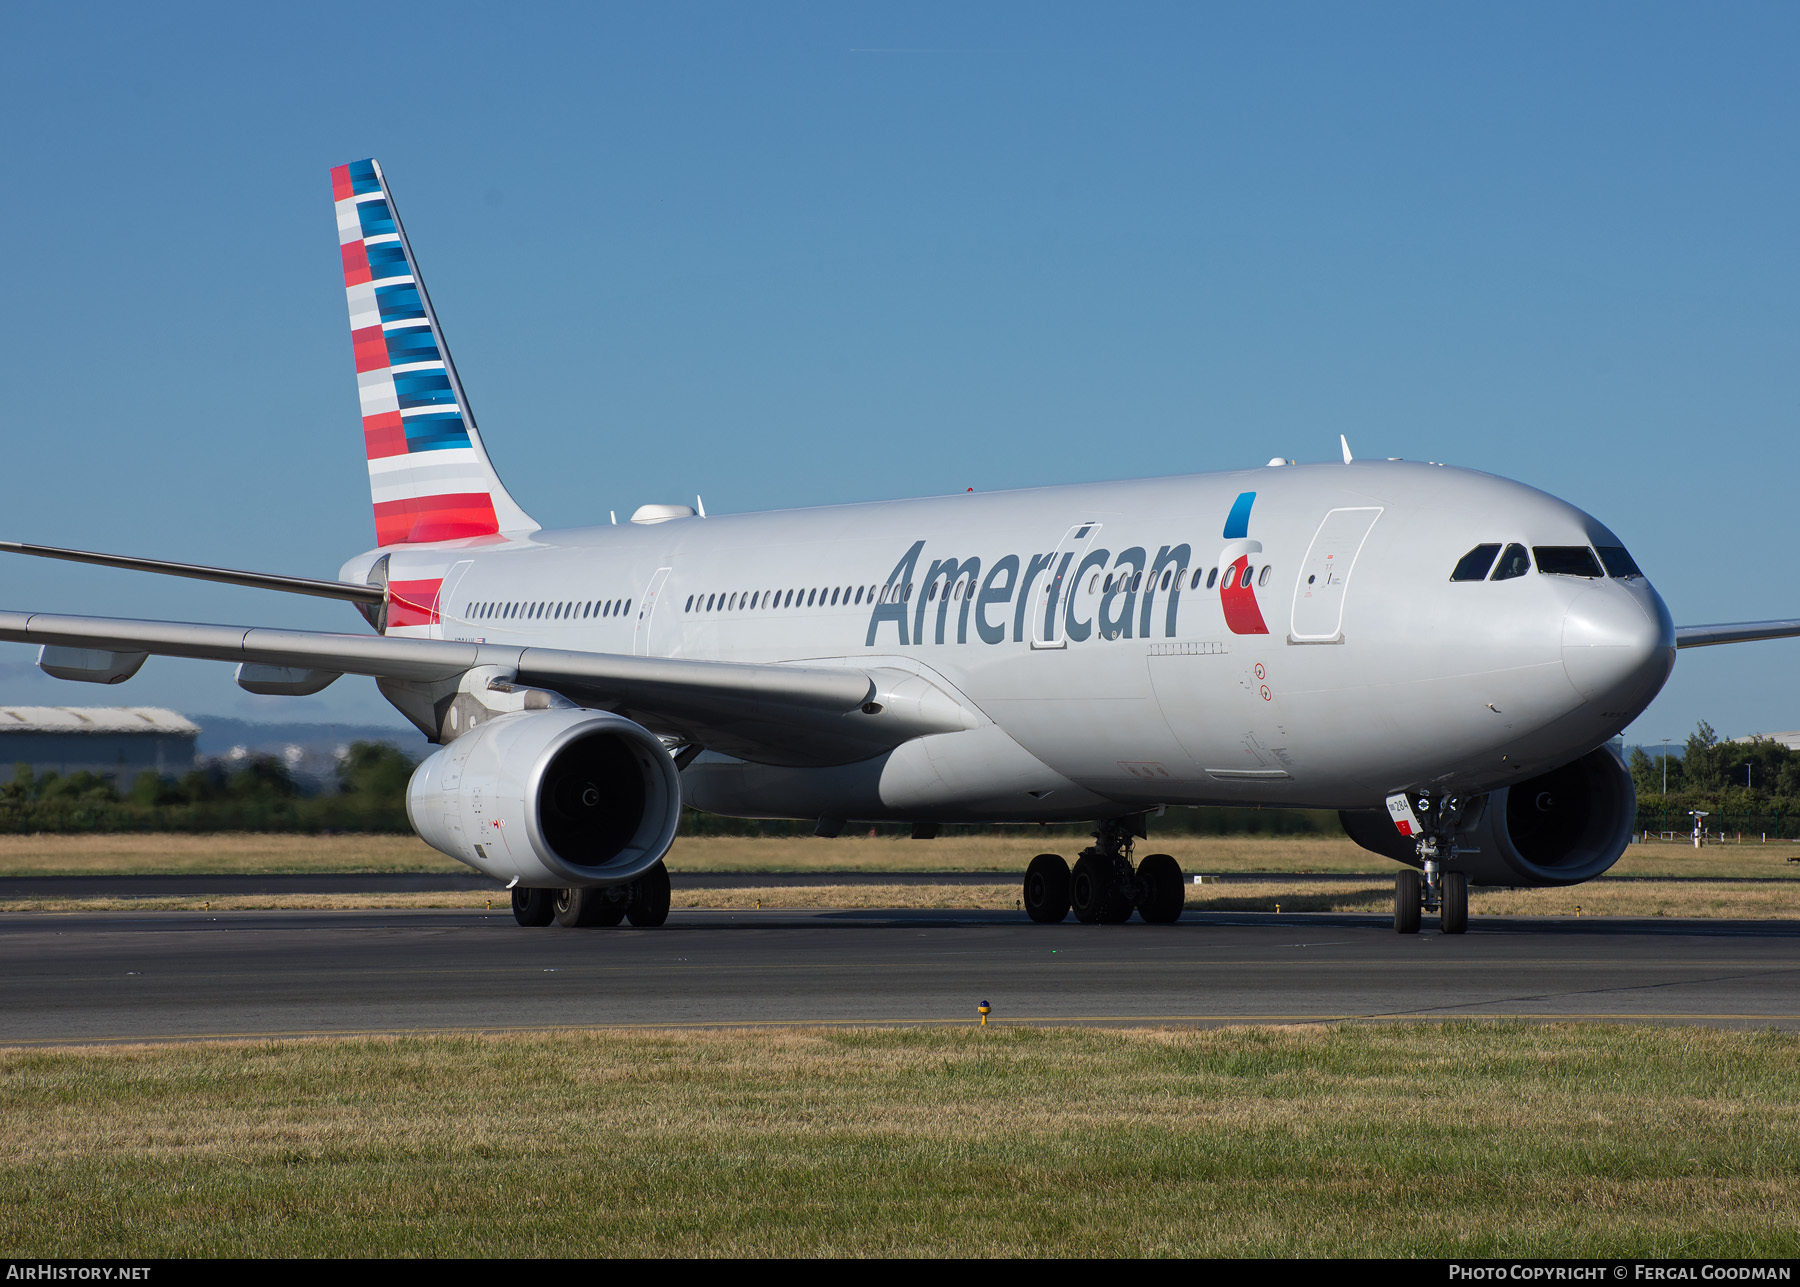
1439,871,1468,935
512,887,555,927
1394,870,1421,935
1070,854,1109,923
626,861,672,927
1135,853,1185,924
1072,853,1134,924
1023,853,1071,923
555,887,627,927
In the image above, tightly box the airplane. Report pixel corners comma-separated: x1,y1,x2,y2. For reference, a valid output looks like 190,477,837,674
4,157,1797,935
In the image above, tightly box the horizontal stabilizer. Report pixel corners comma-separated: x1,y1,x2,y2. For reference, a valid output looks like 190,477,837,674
0,541,384,605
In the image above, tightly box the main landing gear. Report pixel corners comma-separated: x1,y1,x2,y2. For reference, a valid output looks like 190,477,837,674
1022,816,1185,925
1393,795,1470,936
511,860,672,929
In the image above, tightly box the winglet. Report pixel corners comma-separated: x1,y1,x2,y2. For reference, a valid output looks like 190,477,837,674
1340,434,1354,464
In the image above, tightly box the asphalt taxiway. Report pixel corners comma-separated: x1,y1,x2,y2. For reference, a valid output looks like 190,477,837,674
3,906,1798,1044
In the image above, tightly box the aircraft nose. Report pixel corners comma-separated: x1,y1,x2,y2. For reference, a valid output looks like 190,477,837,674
1561,583,1676,708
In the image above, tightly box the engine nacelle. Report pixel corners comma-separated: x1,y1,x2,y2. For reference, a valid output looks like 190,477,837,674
1341,745,1636,887
407,709,681,889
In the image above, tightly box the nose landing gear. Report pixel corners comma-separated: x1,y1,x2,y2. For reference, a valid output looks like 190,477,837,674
1391,794,1471,935
1020,815,1186,925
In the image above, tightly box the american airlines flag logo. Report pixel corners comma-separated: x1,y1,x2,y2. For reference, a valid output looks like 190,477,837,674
1219,490,1270,635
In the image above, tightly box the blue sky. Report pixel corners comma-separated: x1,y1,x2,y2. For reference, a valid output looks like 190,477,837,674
1,2,1794,747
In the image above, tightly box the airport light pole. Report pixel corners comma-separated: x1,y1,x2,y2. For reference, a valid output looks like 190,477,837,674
1661,738,1669,795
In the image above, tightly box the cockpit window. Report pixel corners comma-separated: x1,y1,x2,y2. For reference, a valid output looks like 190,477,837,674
1450,544,1501,582
1595,545,1643,579
1490,544,1532,581
1534,546,1603,578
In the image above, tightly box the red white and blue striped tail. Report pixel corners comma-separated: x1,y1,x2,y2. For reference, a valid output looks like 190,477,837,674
331,159,537,547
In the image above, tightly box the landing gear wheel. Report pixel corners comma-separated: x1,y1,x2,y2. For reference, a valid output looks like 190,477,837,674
1070,854,1109,924
1072,853,1134,924
555,887,627,927
626,861,671,927
1394,869,1421,935
1439,871,1468,935
511,888,554,927
1023,854,1071,923
1135,853,1185,924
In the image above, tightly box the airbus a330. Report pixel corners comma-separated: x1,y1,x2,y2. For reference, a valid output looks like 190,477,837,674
6,159,1794,934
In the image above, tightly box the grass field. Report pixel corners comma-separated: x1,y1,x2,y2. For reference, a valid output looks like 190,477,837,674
3,1023,1797,1257
2,830,1797,879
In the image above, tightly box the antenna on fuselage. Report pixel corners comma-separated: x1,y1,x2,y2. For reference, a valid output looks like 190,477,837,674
1340,435,1354,464
696,495,707,518
610,510,617,525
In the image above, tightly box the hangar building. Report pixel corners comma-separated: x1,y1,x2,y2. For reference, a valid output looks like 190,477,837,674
0,707,199,785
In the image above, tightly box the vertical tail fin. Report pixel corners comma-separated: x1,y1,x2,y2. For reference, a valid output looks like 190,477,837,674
331,159,537,546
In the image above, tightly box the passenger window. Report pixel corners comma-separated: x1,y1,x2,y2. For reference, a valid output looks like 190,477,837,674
831,588,840,606
1491,544,1532,581
1206,568,1218,589
1534,546,1603,578
808,589,817,606
1241,565,1255,589
1596,545,1643,579
1258,566,1270,587
1131,572,1142,592
1161,570,1172,591
1450,544,1501,582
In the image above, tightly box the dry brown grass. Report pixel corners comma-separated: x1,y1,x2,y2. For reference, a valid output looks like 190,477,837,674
2,1023,1797,1256
0,885,1022,913
1182,878,1800,919
0,832,454,876
3,829,1798,881
663,832,1385,873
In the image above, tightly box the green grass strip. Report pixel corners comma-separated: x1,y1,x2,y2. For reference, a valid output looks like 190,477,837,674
3,1023,1799,1257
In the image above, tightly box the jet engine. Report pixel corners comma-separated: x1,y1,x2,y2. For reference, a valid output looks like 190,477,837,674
407,708,681,889
1340,745,1636,887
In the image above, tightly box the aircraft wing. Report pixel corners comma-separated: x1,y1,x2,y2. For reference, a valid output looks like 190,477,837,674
0,610,969,767
1675,620,1800,649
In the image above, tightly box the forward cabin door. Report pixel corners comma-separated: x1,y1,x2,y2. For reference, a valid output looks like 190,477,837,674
1030,521,1102,650
1289,508,1382,643
634,567,673,656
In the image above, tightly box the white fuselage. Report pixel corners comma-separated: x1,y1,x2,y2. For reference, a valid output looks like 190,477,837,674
347,459,1675,824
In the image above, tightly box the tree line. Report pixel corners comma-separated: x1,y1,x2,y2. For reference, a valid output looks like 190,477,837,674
1629,721,1800,837
17,723,1772,839
0,742,417,833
